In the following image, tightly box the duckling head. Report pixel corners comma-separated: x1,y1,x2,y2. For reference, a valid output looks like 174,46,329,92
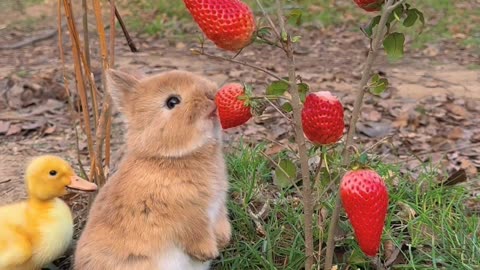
25,155,97,200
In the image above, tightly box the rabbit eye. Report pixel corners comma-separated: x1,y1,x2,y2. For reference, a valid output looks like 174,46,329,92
166,96,181,109
49,170,57,176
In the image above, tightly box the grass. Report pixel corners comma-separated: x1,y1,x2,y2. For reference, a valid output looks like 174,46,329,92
212,142,480,269
114,0,480,53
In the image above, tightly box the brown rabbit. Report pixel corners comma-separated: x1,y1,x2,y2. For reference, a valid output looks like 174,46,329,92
74,69,231,270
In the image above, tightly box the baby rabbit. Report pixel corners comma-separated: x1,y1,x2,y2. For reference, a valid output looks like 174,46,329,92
74,69,231,270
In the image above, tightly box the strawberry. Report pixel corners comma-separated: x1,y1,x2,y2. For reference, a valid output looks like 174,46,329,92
340,169,389,257
183,0,256,51
301,91,344,145
353,0,384,12
215,83,252,129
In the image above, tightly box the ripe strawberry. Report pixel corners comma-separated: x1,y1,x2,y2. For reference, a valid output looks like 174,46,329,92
301,91,344,145
183,0,256,51
353,0,384,12
215,83,252,129
340,169,389,257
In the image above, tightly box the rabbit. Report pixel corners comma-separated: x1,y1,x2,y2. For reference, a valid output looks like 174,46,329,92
73,69,231,270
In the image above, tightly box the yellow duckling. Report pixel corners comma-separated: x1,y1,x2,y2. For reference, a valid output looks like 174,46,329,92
0,155,97,270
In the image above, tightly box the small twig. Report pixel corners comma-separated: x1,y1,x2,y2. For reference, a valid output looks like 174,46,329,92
255,0,280,39
247,201,269,236
263,97,292,122
192,49,287,83
0,25,65,50
57,0,88,179
372,255,386,270
313,146,325,186
82,0,91,68
0,179,12,184
109,1,138,52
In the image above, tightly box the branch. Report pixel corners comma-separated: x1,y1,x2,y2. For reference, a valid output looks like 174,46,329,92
324,0,398,269
191,49,287,83
275,0,315,267
109,1,138,52
255,0,280,39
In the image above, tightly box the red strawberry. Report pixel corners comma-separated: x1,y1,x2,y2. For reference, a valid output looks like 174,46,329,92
353,0,384,12
301,91,344,145
183,0,256,51
215,83,252,129
340,169,389,257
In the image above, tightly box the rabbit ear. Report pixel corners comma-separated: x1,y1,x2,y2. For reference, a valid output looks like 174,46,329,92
107,69,140,112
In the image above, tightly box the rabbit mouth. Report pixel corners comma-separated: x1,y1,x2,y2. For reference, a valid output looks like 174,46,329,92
208,105,218,118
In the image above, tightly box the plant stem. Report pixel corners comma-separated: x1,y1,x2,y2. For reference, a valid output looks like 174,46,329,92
275,0,313,267
323,1,400,269
192,49,287,83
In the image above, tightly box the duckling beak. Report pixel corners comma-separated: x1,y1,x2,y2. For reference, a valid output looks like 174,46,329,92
67,175,98,191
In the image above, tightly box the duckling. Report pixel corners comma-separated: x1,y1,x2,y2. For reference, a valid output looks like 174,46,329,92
0,155,97,270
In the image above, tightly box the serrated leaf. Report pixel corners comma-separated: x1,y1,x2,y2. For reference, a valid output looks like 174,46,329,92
274,159,297,188
403,9,418,27
287,9,303,26
282,102,293,112
266,81,290,96
383,32,405,61
362,15,381,38
297,83,309,103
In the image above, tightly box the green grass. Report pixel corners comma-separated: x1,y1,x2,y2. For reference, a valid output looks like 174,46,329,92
116,0,479,52
213,143,480,269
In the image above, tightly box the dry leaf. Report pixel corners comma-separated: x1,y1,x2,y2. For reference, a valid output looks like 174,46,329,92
460,159,478,177
447,127,464,140
362,109,382,122
445,103,469,119
0,121,10,134
6,124,22,136
356,121,392,138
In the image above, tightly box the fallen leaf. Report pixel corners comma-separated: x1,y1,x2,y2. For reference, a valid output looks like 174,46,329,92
445,103,469,119
43,124,56,135
6,124,22,136
440,169,467,186
460,159,478,177
0,121,10,134
356,121,392,138
447,127,464,140
471,132,480,143
362,109,382,122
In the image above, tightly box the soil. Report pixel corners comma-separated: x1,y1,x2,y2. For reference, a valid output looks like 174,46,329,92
0,1,479,269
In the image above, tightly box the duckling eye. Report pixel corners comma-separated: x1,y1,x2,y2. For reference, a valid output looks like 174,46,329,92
49,170,57,176
166,95,181,109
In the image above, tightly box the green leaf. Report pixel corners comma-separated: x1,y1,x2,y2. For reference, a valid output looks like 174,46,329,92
291,35,302,43
369,74,389,96
281,102,293,112
297,83,309,103
403,9,418,27
361,15,381,38
274,159,297,188
410,8,425,33
383,32,405,61
266,81,290,96
287,9,303,26
388,5,405,23
281,30,288,42
256,27,271,38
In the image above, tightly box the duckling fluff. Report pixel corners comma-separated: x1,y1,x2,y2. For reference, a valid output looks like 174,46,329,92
0,155,97,270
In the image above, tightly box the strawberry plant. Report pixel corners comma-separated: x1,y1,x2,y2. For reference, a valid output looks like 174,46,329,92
182,0,425,269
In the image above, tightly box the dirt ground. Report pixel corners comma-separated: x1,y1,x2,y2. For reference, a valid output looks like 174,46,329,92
0,1,479,268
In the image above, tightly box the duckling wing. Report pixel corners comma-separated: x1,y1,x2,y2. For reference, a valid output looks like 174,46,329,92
0,224,33,268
